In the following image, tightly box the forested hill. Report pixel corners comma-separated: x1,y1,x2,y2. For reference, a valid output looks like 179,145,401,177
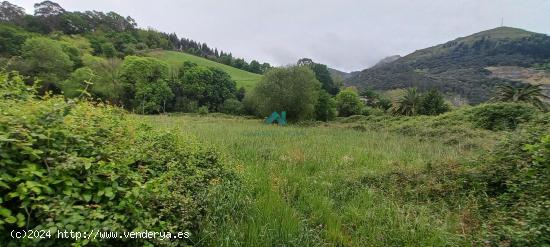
0,1,270,74
344,27,550,104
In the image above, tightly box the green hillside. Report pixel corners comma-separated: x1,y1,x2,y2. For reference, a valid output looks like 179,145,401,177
345,27,550,104
148,50,262,90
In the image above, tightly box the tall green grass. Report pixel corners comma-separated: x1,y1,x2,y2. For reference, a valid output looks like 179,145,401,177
140,114,476,246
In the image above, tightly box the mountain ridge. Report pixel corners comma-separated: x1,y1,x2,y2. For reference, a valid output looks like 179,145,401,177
345,27,550,104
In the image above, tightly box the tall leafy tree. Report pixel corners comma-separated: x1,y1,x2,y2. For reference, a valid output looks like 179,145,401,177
21,37,73,92
297,58,339,95
34,1,65,17
175,62,237,111
248,60,262,74
0,24,30,56
0,1,26,25
247,66,321,121
119,56,173,113
315,91,337,121
33,1,65,33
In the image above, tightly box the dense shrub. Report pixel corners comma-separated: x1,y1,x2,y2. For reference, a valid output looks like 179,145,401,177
466,102,538,131
198,105,209,115
335,88,363,117
361,106,385,116
220,98,244,115
0,24,31,56
336,106,500,150
477,114,550,245
358,112,550,246
418,89,449,115
0,72,234,246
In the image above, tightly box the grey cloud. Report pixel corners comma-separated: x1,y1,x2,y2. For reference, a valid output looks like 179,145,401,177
12,0,550,71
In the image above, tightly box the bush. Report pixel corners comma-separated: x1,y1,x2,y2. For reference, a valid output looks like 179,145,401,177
173,96,199,113
466,102,538,131
198,105,209,115
335,88,363,117
418,89,449,115
361,106,385,116
476,114,550,245
220,98,244,115
0,72,234,246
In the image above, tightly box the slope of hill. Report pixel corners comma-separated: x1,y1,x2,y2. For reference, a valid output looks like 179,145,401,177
345,27,550,104
372,55,401,68
147,50,262,90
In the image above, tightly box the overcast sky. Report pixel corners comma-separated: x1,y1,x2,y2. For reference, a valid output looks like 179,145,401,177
13,0,550,72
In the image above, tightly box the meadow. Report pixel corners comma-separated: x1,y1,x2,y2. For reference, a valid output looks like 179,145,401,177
147,50,263,91
140,114,481,246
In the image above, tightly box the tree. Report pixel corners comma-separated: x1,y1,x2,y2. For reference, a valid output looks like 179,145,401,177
0,24,30,56
21,37,73,92
0,1,26,25
220,98,244,115
391,88,421,116
101,42,116,58
59,12,89,34
119,56,173,113
247,66,321,122
297,58,339,95
418,89,449,115
297,58,314,66
260,62,271,74
59,67,95,98
335,88,363,117
34,1,65,17
310,63,339,95
359,89,391,110
175,62,237,111
315,91,337,121
492,84,549,110
81,55,123,103
248,60,262,74
236,86,246,101
33,1,65,33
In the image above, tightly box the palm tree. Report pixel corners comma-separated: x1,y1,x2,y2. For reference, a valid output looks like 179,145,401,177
491,84,550,110
391,88,421,116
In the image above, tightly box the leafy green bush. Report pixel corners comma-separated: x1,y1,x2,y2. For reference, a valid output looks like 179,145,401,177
198,105,209,115
220,98,244,115
418,89,449,115
335,88,363,117
477,114,550,245
466,102,538,130
0,72,234,246
361,106,385,116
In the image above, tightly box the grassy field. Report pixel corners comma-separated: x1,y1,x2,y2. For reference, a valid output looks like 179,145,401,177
140,114,480,246
147,50,262,91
